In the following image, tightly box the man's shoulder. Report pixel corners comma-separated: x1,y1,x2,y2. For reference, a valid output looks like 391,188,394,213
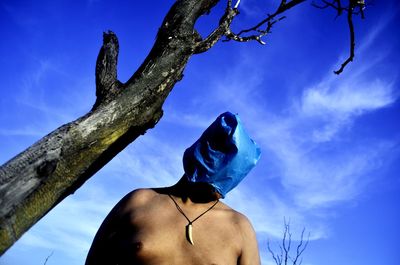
218,202,253,228
122,188,159,208
219,203,258,257
106,189,156,217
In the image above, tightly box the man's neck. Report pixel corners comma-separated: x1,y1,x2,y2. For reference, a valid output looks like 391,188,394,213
155,176,221,203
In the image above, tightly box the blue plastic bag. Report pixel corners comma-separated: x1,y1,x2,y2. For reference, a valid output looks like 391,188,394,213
183,112,261,198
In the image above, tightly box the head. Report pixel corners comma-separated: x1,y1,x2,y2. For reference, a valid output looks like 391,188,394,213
183,112,261,198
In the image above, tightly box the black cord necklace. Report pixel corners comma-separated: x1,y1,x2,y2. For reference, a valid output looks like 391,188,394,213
168,194,219,245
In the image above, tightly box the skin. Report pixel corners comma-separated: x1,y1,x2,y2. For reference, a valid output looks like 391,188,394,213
85,177,261,265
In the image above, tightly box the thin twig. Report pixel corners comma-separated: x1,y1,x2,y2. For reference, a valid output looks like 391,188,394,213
312,0,367,74
43,251,54,265
333,0,356,74
268,239,282,265
193,0,239,53
268,220,309,265
224,0,306,45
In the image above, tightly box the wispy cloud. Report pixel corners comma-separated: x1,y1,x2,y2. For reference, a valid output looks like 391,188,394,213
299,65,396,143
0,57,95,141
17,58,93,121
301,79,395,116
265,67,397,209
106,133,185,188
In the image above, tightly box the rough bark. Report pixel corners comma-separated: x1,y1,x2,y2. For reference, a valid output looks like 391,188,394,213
0,0,238,254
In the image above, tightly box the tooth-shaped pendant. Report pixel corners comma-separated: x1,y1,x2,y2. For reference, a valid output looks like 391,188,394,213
186,223,194,245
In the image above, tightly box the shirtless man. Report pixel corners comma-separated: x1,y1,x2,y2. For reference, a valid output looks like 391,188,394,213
86,112,261,265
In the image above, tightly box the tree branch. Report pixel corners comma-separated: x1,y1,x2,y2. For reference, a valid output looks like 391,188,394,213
94,31,122,108
224,0,306,45
312,0,366,74
268,220,309,265
292,228,310,265
43,251,54,265
268,240,282,265
194,0,239,54
334,0,357,74
0,0,222,254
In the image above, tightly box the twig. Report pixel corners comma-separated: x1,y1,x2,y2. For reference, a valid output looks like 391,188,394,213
334,1,356,74
312,0,367,74
268,239,282,265
193,0,239,54
268,219,310,265
224,0,306,45
43,251,54,265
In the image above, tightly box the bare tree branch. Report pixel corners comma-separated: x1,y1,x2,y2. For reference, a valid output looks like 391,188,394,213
224,0,367,74
268,220,310,265
268,240,282,265
334,0,356,74
312,0,342,12
311,0,367,74
282,220,290,265
292,228,310,265
194,0,239,54
94,31,122,108
43,251,54,265
223,0,306,45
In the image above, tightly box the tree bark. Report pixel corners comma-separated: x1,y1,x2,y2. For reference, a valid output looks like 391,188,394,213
0,0,238,254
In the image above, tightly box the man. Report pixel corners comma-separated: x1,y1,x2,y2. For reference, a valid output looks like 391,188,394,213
86,112,261,265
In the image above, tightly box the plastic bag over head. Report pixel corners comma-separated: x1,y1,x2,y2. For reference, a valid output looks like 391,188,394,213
183,112,261,198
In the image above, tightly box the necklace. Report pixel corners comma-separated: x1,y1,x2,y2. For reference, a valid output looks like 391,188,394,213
168,194,219,245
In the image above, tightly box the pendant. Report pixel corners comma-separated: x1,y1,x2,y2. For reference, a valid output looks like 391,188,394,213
186,223,194,245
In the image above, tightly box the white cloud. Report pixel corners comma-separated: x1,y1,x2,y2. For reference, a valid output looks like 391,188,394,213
259,70,398,208
251,77,397,210
298,74,396,143
301,79,395,117
280,140,395,208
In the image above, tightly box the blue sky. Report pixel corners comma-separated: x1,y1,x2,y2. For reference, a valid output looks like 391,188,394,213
0,1,399,265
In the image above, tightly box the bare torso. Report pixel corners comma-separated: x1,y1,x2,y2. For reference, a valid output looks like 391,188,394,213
86,188,260,265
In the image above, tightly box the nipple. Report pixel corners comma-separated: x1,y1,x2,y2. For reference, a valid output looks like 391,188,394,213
132,241,143,251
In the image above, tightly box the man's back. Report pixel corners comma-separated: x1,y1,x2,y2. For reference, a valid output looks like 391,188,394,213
86,188,260,265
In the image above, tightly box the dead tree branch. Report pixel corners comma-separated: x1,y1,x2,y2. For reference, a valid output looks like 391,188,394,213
94,31,122,108
224,0,307,44
194,0,240,54
223,0,366,74
0,0,235,254
268,220,310,265
43,251,54,265
312,0,366,74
